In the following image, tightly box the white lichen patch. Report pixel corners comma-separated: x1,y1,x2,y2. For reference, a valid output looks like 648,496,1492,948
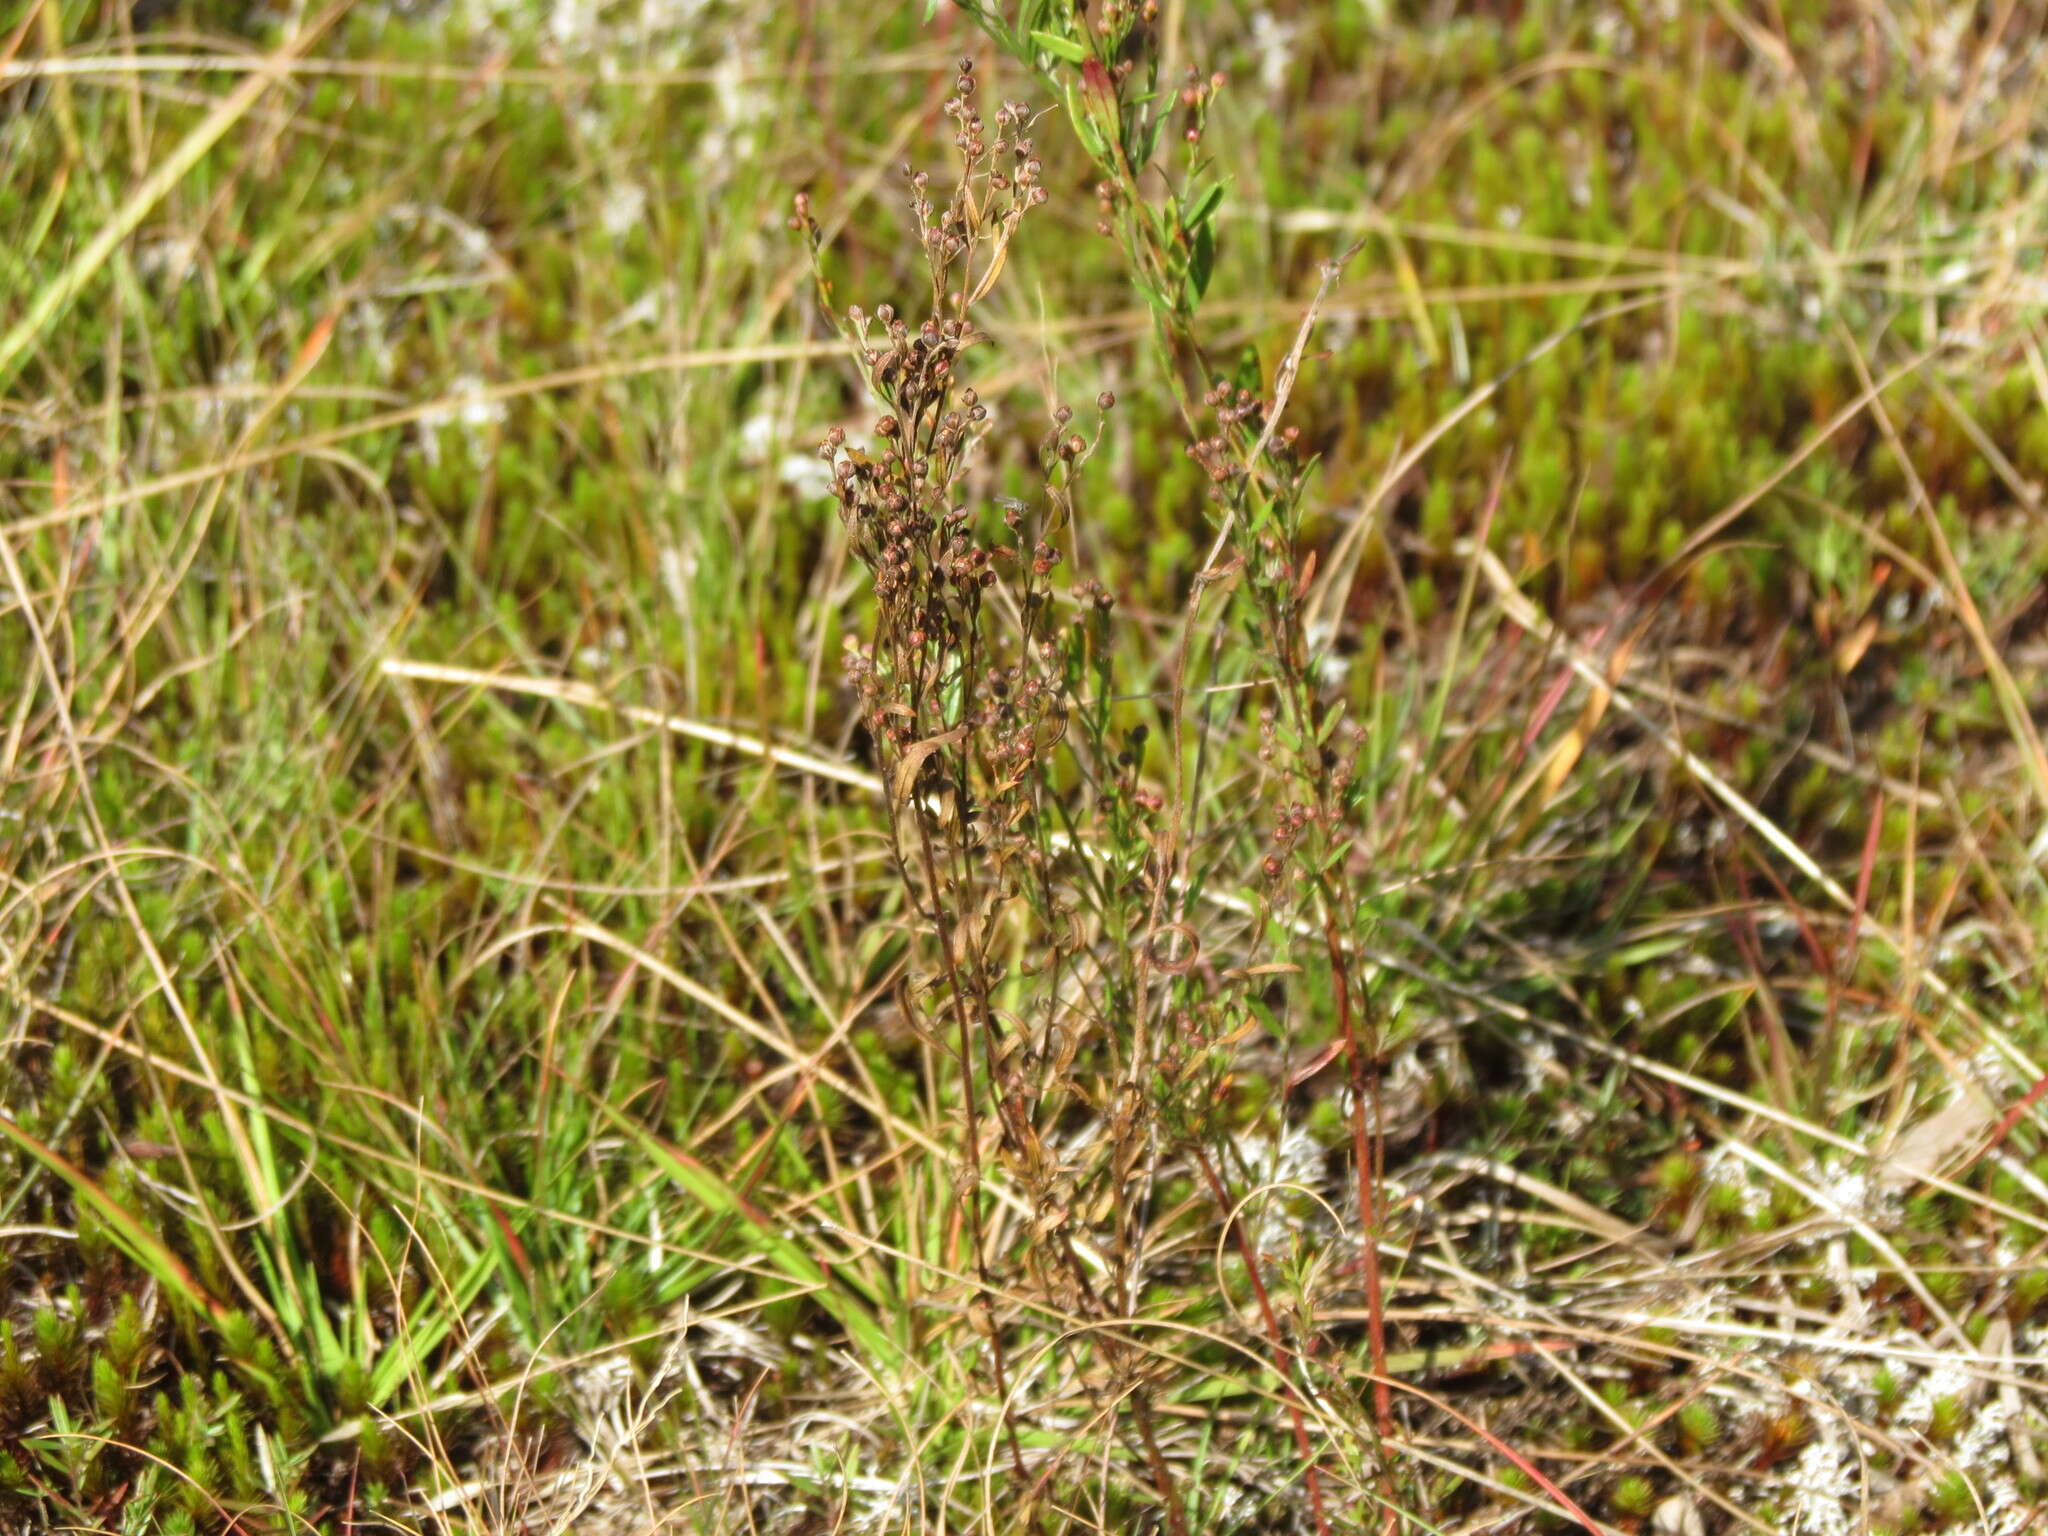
1896,1359,1976,1429
737,411,779,464
1247,11,1298,96
1232,1122,1330,1255
1785,1430,1854,1536
778,452,835,501
1700,1145,1766,1217
344,300,396,382
598,179,649,240
736,411,836,500
1802,1157,1896,1224
416,373,505,467
195,355,258,433
701,43,773,173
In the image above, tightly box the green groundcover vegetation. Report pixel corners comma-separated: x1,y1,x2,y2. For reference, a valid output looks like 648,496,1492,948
3,1,2047,1532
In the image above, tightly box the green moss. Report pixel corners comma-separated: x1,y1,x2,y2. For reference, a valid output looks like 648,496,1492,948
1611,1475,1656,1518
1676,1399,1719,1455
1927,1470,1978,1525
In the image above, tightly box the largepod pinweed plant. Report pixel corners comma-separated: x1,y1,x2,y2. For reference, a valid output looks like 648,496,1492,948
786,26,1450,1529
954,0,1412,1453
794,61,1289,1536
810,10,1624,1532
791,24,1600,1532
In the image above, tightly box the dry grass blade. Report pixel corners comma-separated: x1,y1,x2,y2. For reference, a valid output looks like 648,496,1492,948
379,657,882,793
0,0,349,391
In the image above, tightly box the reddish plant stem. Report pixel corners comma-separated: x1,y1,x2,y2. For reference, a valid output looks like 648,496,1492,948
1191,1146,1333,1536
1324,906,1393,1441
1385,1366,1602,1534
1131,1391,1190,1536
907,798,1030,1486
1967,1070,2048,1172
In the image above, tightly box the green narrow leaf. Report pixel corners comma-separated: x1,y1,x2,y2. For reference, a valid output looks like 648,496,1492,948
590,1101,907,1371
0,1118,228,1324
1139,105,1170,166
1030,27,1089,63
1188,221,1216,305
1231,341,1262,397
368,1249,496,1404
1062,78,1108,157
1184,179,1228,233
